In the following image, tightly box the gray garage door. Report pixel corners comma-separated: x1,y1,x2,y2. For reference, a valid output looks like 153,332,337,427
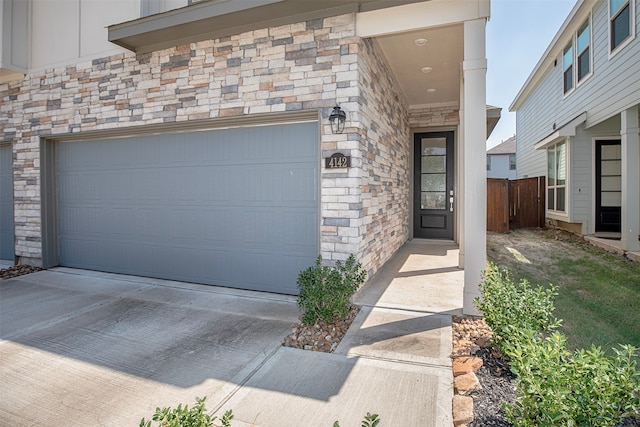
1,144,14,261
56,122,318,294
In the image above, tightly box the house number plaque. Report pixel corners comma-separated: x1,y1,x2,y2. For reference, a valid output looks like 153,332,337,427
325,152,351,169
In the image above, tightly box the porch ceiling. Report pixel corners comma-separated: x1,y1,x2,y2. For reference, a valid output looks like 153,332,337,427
374,24,463,107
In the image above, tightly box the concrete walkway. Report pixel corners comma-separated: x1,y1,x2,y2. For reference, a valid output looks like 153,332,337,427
215,239,463,427
0,240,463,427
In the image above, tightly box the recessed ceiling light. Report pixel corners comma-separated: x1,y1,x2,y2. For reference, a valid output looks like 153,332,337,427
414,38,428,46
426,88,436,93
421,66,433,74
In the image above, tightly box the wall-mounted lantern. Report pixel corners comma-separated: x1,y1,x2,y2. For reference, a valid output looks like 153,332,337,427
329,105,346,134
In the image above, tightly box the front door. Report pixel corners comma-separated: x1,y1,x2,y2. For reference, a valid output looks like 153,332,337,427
414,132,454,239
595,140,621,233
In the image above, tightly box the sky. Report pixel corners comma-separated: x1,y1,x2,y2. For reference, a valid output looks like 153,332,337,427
486,0,577,149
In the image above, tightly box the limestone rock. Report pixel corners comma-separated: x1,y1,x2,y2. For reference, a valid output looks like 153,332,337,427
453,356,483,376
454,371,481,395
452,395,474,426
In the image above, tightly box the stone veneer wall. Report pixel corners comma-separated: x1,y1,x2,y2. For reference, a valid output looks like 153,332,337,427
0,14,367,266
354,38,410,276
409,104,459,128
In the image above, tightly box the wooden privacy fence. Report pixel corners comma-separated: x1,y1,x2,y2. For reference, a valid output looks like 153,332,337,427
487,176,546,233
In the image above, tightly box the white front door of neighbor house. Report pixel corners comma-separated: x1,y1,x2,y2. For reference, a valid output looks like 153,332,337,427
1,143,15,261
55,122,319,295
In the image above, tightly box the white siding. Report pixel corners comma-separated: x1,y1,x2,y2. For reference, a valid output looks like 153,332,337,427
22,0,140,72
486,154,516,179
515,65,555,178
517,0,640,138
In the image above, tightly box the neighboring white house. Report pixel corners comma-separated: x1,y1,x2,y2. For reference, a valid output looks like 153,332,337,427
487,136,516,179
0,0,498,314
510,0,639,253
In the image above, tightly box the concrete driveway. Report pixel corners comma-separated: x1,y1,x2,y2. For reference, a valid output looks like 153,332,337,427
0,268,299,426
1,241,460,427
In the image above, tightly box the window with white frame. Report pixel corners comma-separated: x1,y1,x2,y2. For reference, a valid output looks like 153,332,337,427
577,19,591,81
486,156,491,171
563,43,573,94
563,17,592,94
610,0,634,51
547,141,567,213
509,154,516,171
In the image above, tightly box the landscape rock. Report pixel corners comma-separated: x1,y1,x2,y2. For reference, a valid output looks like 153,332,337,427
454,371,481,395
282,305,360,353
453,395,474,426
452,356,483,377
0,265,44,280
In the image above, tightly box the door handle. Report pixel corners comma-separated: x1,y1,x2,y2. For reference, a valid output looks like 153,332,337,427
449,190,454,212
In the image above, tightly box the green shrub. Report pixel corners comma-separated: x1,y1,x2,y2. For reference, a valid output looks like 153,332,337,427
297,255,366,325
476,264,640,427
504,331,640,426
334,413,380,427
139,397,233,427
476,263,561,346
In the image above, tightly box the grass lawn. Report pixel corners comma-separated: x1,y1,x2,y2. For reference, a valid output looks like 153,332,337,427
487,229,640,352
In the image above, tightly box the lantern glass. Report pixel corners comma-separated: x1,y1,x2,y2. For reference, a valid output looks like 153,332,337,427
329,106,346,134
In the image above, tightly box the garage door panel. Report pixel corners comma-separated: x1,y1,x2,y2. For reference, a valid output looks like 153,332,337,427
57,122,318,294
1,144,14,261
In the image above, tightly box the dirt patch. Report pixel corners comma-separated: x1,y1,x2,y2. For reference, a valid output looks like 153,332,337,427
486,228,634,287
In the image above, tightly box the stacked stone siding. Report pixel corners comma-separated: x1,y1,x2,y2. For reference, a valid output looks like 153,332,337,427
1,10,457,281
0,14,367,267
1,12,417,278
409,104,459,128
355,38,410,276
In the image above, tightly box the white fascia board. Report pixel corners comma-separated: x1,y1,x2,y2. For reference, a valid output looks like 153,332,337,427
534,112,587,150
510,0,595,112
356,0,490,38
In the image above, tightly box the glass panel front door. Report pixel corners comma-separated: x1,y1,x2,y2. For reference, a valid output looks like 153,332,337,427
414,132,454,239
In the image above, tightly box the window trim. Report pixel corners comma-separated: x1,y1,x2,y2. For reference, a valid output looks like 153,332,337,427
547,139,569,218
609,0,636,58
576,16,592,85
562,15,593,97
509,154,516,171
562,42,574,95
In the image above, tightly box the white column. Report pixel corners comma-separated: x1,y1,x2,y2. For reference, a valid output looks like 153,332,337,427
462,18,487,315
621,106,640,252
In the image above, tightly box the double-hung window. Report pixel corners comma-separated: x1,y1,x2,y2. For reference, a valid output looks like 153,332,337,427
547,141,567,213
577,19,591,81
563,17,592,94
509,154,516,171
610,0,634,52
563,44,574,94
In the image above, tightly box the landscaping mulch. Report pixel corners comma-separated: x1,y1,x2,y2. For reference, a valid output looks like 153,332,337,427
281,304,360,353
0,265,44,280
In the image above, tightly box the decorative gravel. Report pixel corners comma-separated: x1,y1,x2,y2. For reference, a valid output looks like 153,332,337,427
0,265,44,280
281,304,361,353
